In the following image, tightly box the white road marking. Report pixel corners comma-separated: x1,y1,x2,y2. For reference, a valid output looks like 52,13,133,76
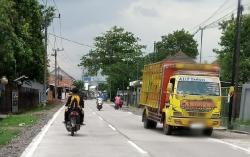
128,112,133,114
108,124,116,131
98,116,103,121
20,105,64,157
209,138,250,154
128,140,148,154
92,112,96,115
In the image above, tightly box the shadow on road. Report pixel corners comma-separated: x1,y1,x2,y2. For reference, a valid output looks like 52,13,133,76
146,126,209,138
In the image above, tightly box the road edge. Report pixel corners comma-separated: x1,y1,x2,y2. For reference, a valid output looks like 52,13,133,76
20,105,64,157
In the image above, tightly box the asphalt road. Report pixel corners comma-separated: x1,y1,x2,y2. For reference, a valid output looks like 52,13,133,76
21,100,250,157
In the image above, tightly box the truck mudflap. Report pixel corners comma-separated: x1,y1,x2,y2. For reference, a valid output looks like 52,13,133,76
167,117,220,128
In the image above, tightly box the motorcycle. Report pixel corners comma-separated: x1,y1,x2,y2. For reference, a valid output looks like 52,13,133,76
114,102,119,110
65,107,81,136
114,100,123,110
96,98,103,111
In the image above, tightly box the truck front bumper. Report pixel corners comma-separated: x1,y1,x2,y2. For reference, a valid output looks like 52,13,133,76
167,117,220,128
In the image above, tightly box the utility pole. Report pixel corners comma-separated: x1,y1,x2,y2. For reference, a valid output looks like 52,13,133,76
228,0,243,126
199,27,204,64
52,48,63,99
43,16,48,104
153,41,156,62
43,12,60,103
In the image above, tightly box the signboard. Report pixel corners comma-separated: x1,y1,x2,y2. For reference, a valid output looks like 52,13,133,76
83,76,91,82
12,91,18,113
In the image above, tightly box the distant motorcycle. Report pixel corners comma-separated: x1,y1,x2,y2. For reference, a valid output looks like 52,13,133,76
114,100,123,110
114,103,119,110
96,98,103,111
65,106,81,136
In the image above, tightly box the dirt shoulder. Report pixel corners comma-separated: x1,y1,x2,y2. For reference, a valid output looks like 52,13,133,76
0,102,62,157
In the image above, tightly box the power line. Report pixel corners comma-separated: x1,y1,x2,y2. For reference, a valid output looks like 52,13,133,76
48,33,95,48
200,0,229,27
193,8,237,35
51,0,63,49
203,9,237,29
193,2,250,34
52,0,60,14
191,0,233,32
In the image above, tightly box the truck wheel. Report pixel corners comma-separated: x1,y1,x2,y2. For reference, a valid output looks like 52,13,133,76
203,128,213,136
150,120,157,129
163,121,172,135
143,118,151,129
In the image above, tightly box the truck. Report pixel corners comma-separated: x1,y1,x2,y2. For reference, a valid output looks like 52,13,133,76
139,61,221,136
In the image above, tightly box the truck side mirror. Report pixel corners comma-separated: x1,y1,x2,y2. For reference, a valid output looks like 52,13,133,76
167,83,173,93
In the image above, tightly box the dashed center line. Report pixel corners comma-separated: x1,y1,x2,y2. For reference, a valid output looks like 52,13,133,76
209,138,250,154
98,116,103,121
128,140,148,154
108,124,116,131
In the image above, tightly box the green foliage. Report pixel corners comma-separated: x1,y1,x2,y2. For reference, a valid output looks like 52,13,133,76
0,113,37,145
80,26,145,97
0,103,57,146
0,0,55,82
0,128,20,145
215,14,250,83
73,80,84,90
0,114,38,127
98,83,108,91
145,29,198,63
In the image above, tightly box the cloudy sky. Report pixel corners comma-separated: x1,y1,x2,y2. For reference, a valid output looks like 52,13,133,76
44,0,249,80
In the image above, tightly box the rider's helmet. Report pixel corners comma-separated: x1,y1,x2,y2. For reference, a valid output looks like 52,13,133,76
71,87,79,94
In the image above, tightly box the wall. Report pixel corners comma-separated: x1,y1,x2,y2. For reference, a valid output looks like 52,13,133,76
240,84,250,121
0,85,39,113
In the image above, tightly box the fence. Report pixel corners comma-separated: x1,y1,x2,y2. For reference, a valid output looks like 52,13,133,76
221,86,243,127
0,85,39,113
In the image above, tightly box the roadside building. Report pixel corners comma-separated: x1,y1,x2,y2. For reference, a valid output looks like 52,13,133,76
48,67,75,101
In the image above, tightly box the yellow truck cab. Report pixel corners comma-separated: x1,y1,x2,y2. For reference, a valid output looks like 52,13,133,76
140,61,221,136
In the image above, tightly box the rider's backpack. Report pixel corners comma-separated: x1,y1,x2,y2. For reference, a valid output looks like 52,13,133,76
70,95,80,108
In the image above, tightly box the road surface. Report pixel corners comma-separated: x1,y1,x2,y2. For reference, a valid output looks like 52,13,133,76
21,100,250,157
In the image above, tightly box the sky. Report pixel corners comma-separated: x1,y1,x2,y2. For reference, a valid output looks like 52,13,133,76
44,0,250,80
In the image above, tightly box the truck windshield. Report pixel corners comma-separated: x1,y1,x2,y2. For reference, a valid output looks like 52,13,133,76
177,81,220,96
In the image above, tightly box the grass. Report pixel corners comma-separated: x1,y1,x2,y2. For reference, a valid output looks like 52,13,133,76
27,104,56,113
238,120,250,126
0,103,58,146
0,128,20,145
0,114,38,127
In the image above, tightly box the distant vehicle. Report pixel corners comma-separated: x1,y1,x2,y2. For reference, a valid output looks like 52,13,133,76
80,91,87,100
140,61,221,136
114,96,123,110
100,92,108,101
96,97,103,111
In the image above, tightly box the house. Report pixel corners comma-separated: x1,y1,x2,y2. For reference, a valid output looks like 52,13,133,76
164,51,196,63
48,67,75,100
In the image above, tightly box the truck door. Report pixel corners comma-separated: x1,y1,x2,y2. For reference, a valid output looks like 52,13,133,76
166,78,176,107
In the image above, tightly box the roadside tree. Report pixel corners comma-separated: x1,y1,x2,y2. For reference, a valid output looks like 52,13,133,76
0,0,55,82
79,26,145,97
215,14,250,83
145,29,198,63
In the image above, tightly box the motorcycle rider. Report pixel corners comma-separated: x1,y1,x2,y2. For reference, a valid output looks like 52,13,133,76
114,95,122,109
64,88,84,125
